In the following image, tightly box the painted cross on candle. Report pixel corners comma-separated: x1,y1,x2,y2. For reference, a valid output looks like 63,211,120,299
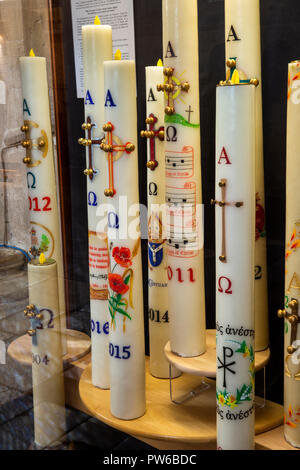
100,122,135,197
21,120,48,167
157,67,190,115
211,178,243,262
78,116,105,180
278,299,300,355
140,113,165,171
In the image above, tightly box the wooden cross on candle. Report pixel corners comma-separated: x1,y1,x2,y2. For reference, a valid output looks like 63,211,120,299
78,116,105,180
100,122,135,197
24,304,43,346
278,299,300,354
211,178,244,263
157,67,190,115
140,113,164,171
21,120,48,167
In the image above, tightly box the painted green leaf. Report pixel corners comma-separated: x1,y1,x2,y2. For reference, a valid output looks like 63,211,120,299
124,274,131,285
114,306,132,320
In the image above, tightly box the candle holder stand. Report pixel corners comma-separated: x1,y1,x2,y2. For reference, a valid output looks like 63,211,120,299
165,329,270,407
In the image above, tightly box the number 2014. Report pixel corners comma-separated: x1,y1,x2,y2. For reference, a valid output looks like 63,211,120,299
109,343,131,360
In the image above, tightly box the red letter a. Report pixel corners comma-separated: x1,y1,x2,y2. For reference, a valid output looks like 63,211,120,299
218,147,232,165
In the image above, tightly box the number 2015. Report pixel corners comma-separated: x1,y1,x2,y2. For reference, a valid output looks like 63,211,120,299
109,343,131,360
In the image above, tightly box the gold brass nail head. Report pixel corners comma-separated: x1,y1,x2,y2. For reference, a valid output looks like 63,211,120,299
165,106,175,116
226,59,236,69
146,117,155,125
103,123,113,132
125,143,135,152
219,255,226,262
250,78,259,87
23,157,31,164
147,161,157,170
158,130,165,141
27,329,36,337
277,309,286,318
181,82,190,92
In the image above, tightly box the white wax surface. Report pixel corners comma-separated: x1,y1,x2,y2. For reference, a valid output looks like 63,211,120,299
163,0,206,357
82,23,112,390
28,260,65,448
103,59,145,420
283,61,300,448
225,0,268,351
20,56,67,354
146,65,180,379
215,84,255,450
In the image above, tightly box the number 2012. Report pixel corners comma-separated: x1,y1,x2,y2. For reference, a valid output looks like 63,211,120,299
109,343,131,360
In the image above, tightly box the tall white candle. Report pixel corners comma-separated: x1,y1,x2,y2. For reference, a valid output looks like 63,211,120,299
142,61,180,379
225,0,268,352
278,61,300,448
162,0,206,357
215,81,256,450
20,50,67,354
81,17,112,390
26,256,65,448
102,52,145,420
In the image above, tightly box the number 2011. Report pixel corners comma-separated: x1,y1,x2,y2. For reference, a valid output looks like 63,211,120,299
109,343,131,360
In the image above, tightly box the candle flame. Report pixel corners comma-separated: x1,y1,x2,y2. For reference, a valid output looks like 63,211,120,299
157,59,163,67
94,15,101,25
231,69,240,84
29,49,35,57
115,49,122,61
39,253,46,265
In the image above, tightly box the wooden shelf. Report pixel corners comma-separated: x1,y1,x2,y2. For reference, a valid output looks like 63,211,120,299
7,329,91,367
78,357,282,449
164,329,270,377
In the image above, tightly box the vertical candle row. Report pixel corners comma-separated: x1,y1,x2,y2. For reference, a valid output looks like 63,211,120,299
141,62,179,378
161,0,206,357
225,0,269,352
277,61,300,448
20,51,67,354
102,53,146,419
215,81,256,450
81,17,112,390
25,257,65,448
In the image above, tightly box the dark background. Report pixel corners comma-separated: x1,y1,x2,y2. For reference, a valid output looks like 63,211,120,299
55,0,300,405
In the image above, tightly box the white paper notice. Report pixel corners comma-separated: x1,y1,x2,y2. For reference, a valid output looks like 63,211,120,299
71,0,136,98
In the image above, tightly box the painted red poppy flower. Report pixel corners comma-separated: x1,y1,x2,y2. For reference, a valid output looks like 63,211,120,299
112,246,132,268
108,273,129,295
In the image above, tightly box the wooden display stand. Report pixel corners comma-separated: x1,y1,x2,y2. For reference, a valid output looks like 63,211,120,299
78,357,283,450
7,329,91,367
77,331,284,450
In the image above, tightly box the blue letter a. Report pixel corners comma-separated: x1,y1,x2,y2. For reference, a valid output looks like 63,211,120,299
23,99,31,116
85,90,94,105
105,89,116,107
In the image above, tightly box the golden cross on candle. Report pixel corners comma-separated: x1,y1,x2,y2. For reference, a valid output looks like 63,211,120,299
78,116,105,180
211,178,244,263
100,122,135,197
278,299,300,355
21,120,48,167
157,67,190,115
140,113,164,171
